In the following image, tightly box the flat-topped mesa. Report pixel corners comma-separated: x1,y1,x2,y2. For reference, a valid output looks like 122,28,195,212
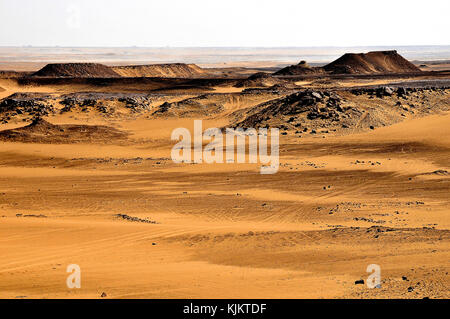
111,63,207,78
32,63,120,78
323,50,421,74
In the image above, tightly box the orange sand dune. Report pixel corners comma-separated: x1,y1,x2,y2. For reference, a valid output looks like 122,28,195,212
0,64,449,299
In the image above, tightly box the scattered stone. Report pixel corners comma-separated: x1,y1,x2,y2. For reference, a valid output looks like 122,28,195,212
16,213,47,218
115,214,157,224
311,92,322,100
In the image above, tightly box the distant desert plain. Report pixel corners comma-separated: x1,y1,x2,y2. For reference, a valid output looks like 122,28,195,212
0,47,449,299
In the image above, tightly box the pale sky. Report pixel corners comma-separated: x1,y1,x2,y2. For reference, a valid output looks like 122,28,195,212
0,0,449,47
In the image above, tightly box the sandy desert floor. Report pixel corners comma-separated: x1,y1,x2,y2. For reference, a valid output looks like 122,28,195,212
0,70,449,299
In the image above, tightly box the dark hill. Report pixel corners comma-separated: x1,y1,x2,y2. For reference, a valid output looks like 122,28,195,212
274,61,323,76
234,72,286,88
323,50,421,74
0,118,128,143
32,63,120,78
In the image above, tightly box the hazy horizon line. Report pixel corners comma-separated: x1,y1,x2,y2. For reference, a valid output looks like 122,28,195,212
2,45,450,49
